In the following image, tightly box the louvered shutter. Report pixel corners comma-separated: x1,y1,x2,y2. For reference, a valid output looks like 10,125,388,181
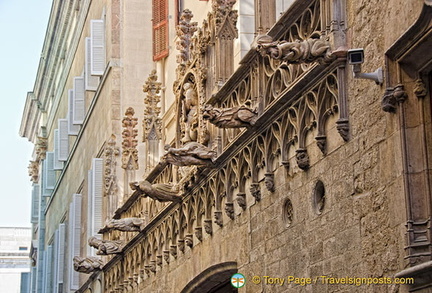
68,194,81,291
58,119,69,161
44,152,56,194
92,158,104,235
152,0,169,61
31,184,40,223
87,169,93,256
57,224,66,292
52,230,59,293
53,130,63,170
43,245,53,293
41,251,47,292
90,20,105,75
72,77,85,124
85,37,100,90
31,267,37,293
68,89,80,135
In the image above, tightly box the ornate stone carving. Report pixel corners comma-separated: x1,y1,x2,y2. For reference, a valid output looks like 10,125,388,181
99,218,145,233
214,210,223,227
296,148,310,170
336,118,350,142
236,192,246,210
250,183,261,202
145,262,156,274
181,82,199,143
225,202,234,219
130,180,182,202
163,250,170,264
73,256,103,274
315,135,327,154
202,103,258,128
212,0,238,41
185,234,193,248
381,84,408,112
156,255,163,267
170,245,177,258
28,161,39,183
204,219,213,235
88,236,123,255
414,78,427,98
194,227,203,242
264,173,275,192
104,135,120,216
142,70,162,141
177,239,185,253
121,107,139,170
35,136,47,161
162,142,216,166
255,35,334,64
176,9,198,64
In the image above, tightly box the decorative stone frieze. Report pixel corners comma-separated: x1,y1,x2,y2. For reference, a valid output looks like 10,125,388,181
176,9,198,64
35,136,47,161
105,134,120,217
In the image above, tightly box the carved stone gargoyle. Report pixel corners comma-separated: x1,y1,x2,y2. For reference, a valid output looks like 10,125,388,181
99,217,145,233
202,103,258,128
162,142,216,167
130,180,182,202
254,34,334,64
73,256,103,274
88,236,124,255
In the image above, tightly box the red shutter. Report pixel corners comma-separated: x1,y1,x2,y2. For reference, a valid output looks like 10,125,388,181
152,0,169,61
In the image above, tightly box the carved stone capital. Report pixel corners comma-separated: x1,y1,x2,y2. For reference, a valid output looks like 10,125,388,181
178,239,185,253
170,245,178,258
336,118,350,141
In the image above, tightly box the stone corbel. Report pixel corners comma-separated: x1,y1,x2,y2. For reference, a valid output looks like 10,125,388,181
381,84,408,113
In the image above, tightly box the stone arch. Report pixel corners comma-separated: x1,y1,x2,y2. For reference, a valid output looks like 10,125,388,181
180,262,238,293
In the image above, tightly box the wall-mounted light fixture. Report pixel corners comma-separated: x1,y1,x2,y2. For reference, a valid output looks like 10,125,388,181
348,48,383,85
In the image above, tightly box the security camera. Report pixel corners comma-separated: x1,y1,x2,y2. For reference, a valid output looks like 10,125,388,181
347,48,383,85
347,48,364,65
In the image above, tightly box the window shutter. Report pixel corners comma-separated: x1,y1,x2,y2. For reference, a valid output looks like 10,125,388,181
52,230,59,293
57,224,66,290
68,89,80,135
87,169,93,256
68,194,81,291
72,77,85,125
41,250,47,292
152,0,169,61
44,152,56,195
92,158,104,235
58,119,69,161
31,184,40,224
90,20,105,75
53,130,63,170
43,245,53,293
85,37,100,90
31,267,37,293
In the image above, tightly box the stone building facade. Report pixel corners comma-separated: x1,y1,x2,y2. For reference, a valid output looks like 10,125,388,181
20,0,432,292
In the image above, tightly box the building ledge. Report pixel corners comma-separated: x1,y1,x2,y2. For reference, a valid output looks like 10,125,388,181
395,261,432,291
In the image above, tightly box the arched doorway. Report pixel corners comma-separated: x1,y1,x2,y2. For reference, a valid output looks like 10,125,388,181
180,262,238,293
